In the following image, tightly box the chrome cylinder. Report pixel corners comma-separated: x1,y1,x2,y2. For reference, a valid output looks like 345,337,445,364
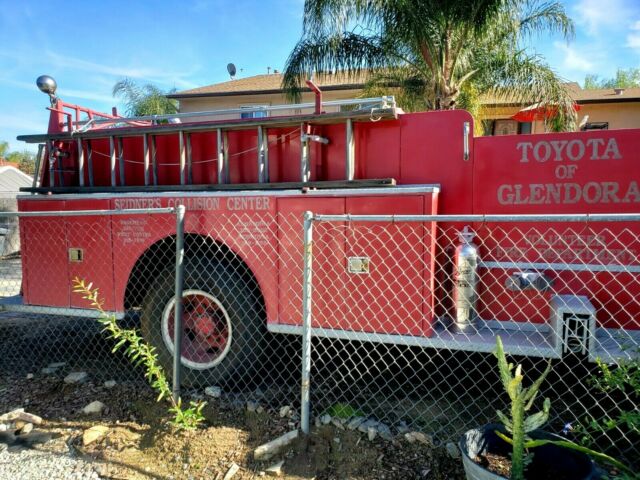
453,227,480,333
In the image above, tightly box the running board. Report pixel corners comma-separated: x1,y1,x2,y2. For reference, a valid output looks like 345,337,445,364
0,295,124,320
267,321,640,363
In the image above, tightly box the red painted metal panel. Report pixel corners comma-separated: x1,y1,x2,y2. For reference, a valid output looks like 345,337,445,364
18,199,69,307
343,196,427,336
64,199,114,310
277,196,345,327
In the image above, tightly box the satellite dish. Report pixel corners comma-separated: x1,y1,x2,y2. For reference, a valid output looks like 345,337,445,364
227,63,237,79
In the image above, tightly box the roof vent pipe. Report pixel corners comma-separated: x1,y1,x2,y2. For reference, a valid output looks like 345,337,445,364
614,88,625,95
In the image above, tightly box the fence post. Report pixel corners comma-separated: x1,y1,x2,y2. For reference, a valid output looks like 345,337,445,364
301,211,314,434
172,204,186,402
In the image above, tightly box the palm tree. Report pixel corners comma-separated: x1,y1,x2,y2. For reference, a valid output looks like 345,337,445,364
113,79,178,117
283,0,576,129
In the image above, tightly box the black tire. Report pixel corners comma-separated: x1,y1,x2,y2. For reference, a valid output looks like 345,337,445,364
141,259,265,387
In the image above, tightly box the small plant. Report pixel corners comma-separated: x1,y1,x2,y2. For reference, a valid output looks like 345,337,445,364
494,335,552,480
72,277,206,430
493,336,635,479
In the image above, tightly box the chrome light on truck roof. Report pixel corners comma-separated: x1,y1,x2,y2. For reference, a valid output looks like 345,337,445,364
36,75,57,105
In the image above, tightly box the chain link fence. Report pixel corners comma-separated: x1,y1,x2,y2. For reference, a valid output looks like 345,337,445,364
301,213,639,466
0,205,638,468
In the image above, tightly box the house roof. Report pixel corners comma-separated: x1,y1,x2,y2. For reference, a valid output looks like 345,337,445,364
0,166,32,194
172,72,640,106
482,82,640,107
169,72,370,99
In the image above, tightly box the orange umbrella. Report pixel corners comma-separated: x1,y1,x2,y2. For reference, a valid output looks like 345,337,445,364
511,102,581,122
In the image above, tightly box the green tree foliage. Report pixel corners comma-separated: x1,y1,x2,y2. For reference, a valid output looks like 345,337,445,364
6,151,36,175
283,0,576,129
113,79,179,117
0,141,9,159
584,68,640,90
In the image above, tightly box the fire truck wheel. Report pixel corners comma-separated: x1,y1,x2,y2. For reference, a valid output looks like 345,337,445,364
141,260,265,387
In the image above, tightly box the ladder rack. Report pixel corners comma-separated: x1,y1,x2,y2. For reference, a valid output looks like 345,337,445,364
17,97,400,191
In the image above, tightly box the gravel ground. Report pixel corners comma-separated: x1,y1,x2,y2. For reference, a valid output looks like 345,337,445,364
0,444,101,480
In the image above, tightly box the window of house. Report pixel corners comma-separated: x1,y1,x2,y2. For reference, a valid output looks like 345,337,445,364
518,122,532,134
493,119,518,136
240,105,269,119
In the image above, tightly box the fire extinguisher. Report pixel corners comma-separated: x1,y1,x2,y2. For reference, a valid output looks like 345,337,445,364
453,226,480,333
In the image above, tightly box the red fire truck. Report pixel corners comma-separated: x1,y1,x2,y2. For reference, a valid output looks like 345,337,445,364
11,75,640,385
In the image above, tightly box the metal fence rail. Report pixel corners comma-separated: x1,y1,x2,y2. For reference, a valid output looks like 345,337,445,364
301,212,640,465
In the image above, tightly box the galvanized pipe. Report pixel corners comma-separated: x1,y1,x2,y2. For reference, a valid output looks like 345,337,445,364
151,135,158,186
313,213,640,223
82,96,396,125
75,139,84,188
0,208,175,217
179,131,186,185
345,118,355,181
86,140,94,187
217,129,228,184
117,137,125,186
143,134,150,186
172,204,186,402
109,136,117,187
32,144,45,189
300,210,314,434
300,124,310,182
257,126,269,183
186,132,193,185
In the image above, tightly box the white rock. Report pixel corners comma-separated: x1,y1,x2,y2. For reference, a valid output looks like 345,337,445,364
254,430,299,461
331,418,345,430
41,367,57,375
265,460,284,477
48,362,66,368
396,421,410,434
82,425,110,446
376,423,393,441
404,431,433,445
103,380,117,389
222,462,240,480
64,372,88,384
279,406,291,418
358,419,378,433
247,401,259,413
347,417,365,430
0,409,42,425
205,386,222,398
256,406,265,414
315,417,321,428
367,426,377,442
19,423,33,435
82,401,106,415
446,442,461,459
320,414,332,425
26,374,34,380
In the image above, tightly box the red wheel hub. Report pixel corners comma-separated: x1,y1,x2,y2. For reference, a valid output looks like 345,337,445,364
163,291,231,368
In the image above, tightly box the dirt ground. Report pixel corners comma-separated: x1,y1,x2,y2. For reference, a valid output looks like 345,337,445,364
0,372,465,479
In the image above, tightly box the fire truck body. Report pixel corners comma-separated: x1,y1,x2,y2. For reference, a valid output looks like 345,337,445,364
12,79,640,382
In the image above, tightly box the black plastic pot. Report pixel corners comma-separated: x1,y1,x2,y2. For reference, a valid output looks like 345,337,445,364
459,424,596,480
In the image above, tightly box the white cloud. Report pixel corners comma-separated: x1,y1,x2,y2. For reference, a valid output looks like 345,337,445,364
627,20,640,52
574,0,634,34
553,42,594,72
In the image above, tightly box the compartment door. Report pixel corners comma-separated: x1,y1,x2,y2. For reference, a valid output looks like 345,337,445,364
343,196,425,336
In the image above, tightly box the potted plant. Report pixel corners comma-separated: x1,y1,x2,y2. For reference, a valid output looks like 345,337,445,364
459,336,633,480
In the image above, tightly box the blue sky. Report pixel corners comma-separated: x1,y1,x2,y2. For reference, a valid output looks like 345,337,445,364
1,0,639,152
